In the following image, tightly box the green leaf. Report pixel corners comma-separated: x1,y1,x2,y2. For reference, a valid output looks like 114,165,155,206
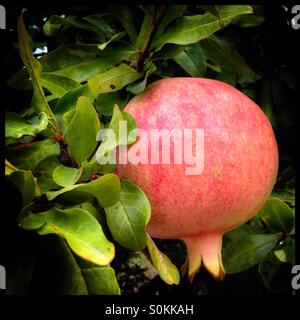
173,43,205,77
17,10,59,133
151,5,186,49
6,139,60,171
44,15,102,34
274,237,295,265
5,112,48,139
96,105,137,163
222,231,280,274
151,5,253,51
216,70,237,87
65,96,101,164
42,43,137,83
19,207,115,266
271,188,295,207
201,35,259,85
52,165,83,187
232,5,265,27
126,62,156,94
41,73,80,97
46,173,121,208
80,263,120,295
46,237,89,294
43,16,63,36
54,84,95,129
63,109,76,126
83,15,114,35
260,80,279,126
80,158,116,182
113,6,137,43
151,44,187,61
87,63,142,97
98,31,126,51
271,78,295,128
33,157,61,193
8,170,40,207
95,91,128,116
254,197,295,233
5,159,18,175
146,234,180,285
258,252,287,293
105,180,151,251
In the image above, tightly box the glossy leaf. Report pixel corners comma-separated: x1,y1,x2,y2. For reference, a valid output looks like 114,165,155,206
46,237,88,294
151,5,253,51
274,237,295,265
258,252,287,293
96,105,137,163
222,231,279,274
41,73,80,97
10,42,137,91
271,188,295,207
88,63,142,97
271,78,295,128
126,62,156,94
173,43,205,77
52,165,83,187
44,43,137,83
8,170,40,206
232,5,265,27
216,70,237,87
17,10,58,132
46,173,121,208
80,158,116,182
98,31,126,51
254,197,295,233
113,6,137,43
83,15,114,35
201,35,259,85
44,15,101,34
146,234,180,285
65,96,101,164
105,180,151,251
151,5,186,49
151,44,187,61
5,112,48,139
33,157,61,193
5,159,18,175
6,139,60,171
19,207,115,266
95,91,128,116
54,84,95,123
81,264,120,295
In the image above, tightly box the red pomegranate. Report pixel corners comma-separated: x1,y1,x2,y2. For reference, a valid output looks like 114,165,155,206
117,78,278,281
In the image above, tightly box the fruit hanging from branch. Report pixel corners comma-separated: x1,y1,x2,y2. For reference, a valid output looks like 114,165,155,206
117,77,278,281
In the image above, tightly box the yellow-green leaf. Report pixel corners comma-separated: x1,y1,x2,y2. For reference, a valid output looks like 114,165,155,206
147,234,180,285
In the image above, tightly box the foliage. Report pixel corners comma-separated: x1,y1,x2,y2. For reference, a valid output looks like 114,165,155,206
4,4,295,295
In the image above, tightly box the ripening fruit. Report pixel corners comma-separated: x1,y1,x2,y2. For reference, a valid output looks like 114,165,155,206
117,78,278,281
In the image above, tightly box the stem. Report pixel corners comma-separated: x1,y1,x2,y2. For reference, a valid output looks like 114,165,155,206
132,6,168,70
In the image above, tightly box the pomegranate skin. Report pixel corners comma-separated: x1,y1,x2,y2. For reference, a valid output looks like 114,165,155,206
117,78,278,280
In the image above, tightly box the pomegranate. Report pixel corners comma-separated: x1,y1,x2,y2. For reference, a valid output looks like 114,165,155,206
117,78,278,281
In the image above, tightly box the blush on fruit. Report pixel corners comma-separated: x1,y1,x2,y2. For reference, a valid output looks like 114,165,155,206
117,78,278,281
